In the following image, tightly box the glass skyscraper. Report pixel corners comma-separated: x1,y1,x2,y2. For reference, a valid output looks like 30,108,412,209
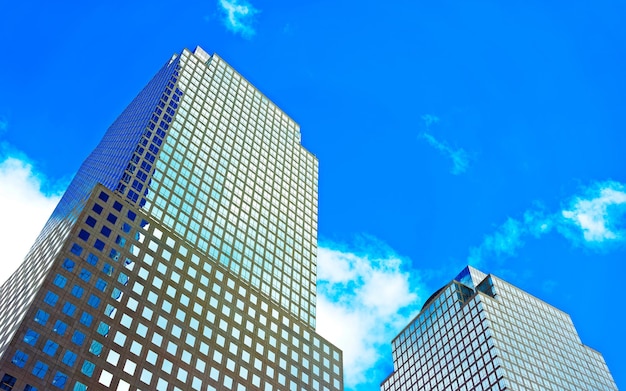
380,266,616,391
0,46,343,391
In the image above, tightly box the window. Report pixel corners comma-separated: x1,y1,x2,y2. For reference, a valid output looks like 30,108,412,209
79,312,93,327
78,229,90,241
62,302,77,317
96,322,110,337
94,239,105,251
62,350,77,367
95,279,107,292
53,320,68,335
86,253,99,266
43,340,59,356
0,374,16,390
100,226,112,237
32,361,49,378
11,350,28,368
79,268,91,282
44,291,59,307
86,216,97,227
71,285,84,298
34,309,49,325
72,331,86,346
24,385,38,391
73,382,87,391
53,274,67,288
62,259,75,272
52,371,68,389
87,294,101,309
23,329,39,346
81,360,95,377
89,340,103,357
70,243,83,256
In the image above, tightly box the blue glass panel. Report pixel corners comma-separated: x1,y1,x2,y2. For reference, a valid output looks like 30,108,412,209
24,329,40,345
70,243,83,256
34,309,50,325
52,371,68,389
11,350,29,368
53,320,68,335
43,339,59,356
72,330,85,346
80,311,93,327
32,360,49,378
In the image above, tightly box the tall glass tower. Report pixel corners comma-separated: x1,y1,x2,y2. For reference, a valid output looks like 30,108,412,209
380,266,616,391
0,46,343,391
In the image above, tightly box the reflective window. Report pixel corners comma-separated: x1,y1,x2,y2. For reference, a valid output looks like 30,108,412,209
11,349,29,368
24,329,40,346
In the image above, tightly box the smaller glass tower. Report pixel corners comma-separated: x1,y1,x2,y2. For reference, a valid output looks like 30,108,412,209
381,266,617,391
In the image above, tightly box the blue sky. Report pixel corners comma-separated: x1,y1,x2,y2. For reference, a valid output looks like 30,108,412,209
1,0,625,389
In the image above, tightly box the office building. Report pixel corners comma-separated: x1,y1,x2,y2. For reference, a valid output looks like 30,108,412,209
0,46,343,391
381,266,616,391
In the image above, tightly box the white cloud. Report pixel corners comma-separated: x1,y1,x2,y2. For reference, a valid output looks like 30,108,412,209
419,114,471,175
560,181,626,244
468,181,626,265
420,132,470,175
421,114,440,127
0,151,63,286
217,0,259,38
316,238,423,390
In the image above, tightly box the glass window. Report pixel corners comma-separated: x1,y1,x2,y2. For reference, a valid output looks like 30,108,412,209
89,340,103,357
73,382,87,391
62,302,77,317
95,278,107,292
11,349,29,368
79,311,93,327
35,309,50,325
32,360,49,378
52,371,68,389
87,294,101,309
53,320,68,335
24,329,40,345
72,331,86,346
86,253,99,266
79,268,91,282
44,291,59,307
53,274,67,288
81,360,95,377
96,322,110,337
70,243,83,256
71,285,84,298
43,339,59,356
62,350,77,367
62,258,75,272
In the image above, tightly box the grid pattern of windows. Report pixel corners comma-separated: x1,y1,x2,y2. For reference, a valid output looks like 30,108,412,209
0,46,342,391
144,49,319,328
381,266,617,391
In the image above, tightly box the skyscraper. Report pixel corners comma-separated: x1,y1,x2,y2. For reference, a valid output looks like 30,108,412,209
380,266,616,391
0,46,343,391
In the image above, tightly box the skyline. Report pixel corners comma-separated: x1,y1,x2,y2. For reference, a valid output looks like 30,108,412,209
1,0,625,390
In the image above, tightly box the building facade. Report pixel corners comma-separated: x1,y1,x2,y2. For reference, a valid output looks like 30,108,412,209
381,266,616,391
0,46,343,391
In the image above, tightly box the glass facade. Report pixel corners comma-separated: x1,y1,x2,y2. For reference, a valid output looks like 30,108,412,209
0,47,342,391
381,266,616,391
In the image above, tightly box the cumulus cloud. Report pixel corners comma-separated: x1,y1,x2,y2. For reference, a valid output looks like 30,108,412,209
560,182,626,244
469,180,626,265
316,238,423,390
217,0,259,38
419,114,471,175
0,149,64,286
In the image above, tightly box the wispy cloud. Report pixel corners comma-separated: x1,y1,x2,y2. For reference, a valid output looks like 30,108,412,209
419,114,471,175
315,237,423,390
0,146,64,286
217,0,259,38
469,180,626,265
